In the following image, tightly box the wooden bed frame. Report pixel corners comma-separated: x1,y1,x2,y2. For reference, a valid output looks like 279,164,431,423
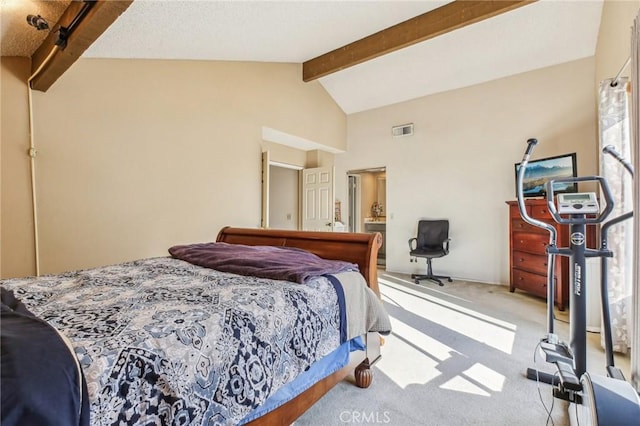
216,227,383,426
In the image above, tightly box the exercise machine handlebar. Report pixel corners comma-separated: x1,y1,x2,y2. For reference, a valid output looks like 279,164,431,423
516,139,558,241
546,176,614,225
603,145,634,177
599,145,634,370
516,138,557,335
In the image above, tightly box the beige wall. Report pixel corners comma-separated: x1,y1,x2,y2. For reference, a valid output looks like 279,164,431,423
1,59,345,277
595,0,640,84
1,57,35,278
337,57,597,284
262,141,308,168
337,0,639,285
3,2,636,281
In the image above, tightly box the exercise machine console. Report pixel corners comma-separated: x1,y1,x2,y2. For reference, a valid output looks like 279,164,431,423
516,138,640,425
556,192,599,215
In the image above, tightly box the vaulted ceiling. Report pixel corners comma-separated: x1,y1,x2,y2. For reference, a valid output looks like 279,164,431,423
1,0,603,114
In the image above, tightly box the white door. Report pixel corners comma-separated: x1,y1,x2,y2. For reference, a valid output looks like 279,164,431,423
302,166,334,231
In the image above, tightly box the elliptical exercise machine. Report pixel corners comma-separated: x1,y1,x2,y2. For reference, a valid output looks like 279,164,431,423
516,138,640,425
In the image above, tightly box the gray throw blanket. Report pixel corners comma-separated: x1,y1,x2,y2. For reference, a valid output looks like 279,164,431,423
169,242,359,283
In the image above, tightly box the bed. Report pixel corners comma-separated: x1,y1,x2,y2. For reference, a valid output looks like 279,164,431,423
1,226,390,426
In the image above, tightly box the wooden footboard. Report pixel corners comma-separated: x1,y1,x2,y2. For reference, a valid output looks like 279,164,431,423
216,227,383,425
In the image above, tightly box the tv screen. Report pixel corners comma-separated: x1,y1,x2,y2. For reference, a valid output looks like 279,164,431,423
515,153,577,198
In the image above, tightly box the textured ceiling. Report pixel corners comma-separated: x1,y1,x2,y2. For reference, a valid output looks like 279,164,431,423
319,0,603,113
1,0,70,57
84,0,447,62
1,1,604,114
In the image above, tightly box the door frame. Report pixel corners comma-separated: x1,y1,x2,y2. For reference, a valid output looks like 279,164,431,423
347,174,362,232
262,152,303,229
347,167,386,233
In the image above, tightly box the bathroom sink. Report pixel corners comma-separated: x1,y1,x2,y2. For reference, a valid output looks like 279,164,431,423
364,217,386,223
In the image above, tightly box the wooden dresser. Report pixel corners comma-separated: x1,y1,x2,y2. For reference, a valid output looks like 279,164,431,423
506,199,597,311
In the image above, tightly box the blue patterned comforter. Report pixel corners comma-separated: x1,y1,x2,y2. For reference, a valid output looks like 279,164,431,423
1,257,350,425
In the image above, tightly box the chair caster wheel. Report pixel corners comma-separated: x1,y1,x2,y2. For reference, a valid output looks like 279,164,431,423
414,280,420,285
438,282,444,287
448,278,453,282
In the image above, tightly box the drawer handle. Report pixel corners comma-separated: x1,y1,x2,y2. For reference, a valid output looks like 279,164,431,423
519,258,525,262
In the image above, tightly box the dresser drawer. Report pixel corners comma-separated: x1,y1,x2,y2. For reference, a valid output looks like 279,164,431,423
512,232,549,254
512,250,550,275
512,268,550,298
531,204,552,219
511,217,547,234
507,200,568,311
509,204,530,218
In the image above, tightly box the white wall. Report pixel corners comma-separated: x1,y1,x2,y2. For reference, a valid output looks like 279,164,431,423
336,58,597,284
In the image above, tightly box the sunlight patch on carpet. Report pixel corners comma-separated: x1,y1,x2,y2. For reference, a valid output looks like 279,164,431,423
379,278,517,354
439,362,505,396
440,376,490,396
463,363,505,392
376,318,447,388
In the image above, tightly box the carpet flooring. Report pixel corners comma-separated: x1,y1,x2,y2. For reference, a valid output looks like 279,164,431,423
294,271,631,426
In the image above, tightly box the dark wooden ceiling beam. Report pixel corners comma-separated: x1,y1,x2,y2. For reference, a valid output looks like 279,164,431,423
303,0,536,82
30,0,133,92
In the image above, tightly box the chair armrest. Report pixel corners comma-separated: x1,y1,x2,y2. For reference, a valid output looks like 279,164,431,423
408,238,417,250
443,238,451,254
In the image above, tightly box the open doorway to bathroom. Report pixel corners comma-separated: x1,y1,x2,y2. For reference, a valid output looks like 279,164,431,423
347,167,386,267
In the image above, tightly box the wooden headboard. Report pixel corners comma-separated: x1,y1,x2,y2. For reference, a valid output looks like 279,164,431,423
216,227,382,296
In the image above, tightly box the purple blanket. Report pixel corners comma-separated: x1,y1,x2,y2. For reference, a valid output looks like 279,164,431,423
168,242,359,283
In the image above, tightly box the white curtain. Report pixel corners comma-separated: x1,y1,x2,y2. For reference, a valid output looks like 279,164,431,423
631,9,639,392
598,76,633,353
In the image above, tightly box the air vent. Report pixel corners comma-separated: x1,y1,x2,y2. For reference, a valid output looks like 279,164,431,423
392,123,414,137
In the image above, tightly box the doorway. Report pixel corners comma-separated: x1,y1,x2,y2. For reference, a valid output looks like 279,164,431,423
261,152,335,232
269,164,299,230
347,167,386,266
262,151,303,230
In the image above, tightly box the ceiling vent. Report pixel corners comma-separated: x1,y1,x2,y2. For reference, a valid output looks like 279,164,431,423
392,123,414,137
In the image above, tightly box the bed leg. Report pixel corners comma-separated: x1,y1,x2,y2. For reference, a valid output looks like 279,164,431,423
354,332,382,388
355,363,373,388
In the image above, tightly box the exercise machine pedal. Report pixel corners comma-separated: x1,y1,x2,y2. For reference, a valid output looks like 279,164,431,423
554,360,581,391
539,341,573,365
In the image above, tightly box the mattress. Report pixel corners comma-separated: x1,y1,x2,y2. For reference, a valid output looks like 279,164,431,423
1,255,389,425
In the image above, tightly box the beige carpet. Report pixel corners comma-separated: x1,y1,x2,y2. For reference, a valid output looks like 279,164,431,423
294,271,630,426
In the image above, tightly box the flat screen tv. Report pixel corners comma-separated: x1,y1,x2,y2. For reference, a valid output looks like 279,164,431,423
514,152,577,198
